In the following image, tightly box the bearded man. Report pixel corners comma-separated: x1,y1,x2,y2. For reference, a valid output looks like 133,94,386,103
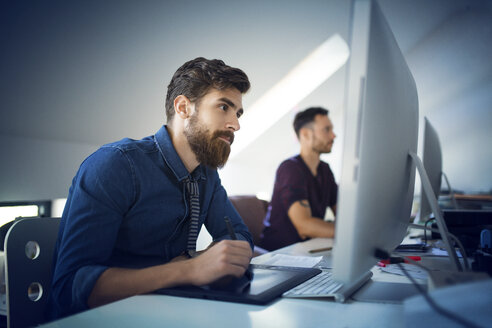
260,107,338,251
49,58,253,319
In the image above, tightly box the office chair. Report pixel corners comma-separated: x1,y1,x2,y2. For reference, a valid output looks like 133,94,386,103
4,217,60,328
229,195,269,257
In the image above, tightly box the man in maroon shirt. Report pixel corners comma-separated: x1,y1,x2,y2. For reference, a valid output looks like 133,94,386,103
260,107,338,251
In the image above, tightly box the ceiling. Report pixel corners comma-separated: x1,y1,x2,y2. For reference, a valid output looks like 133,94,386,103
1,0,491,196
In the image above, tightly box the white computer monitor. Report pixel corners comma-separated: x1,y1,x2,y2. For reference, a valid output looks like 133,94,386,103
412,117,462,271
418,117,458,222
419,117,443,221
332,0,419,296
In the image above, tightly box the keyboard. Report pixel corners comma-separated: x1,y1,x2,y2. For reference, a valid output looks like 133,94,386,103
283,271,343,298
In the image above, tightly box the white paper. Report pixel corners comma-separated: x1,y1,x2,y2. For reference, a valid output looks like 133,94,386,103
430,247,462,257
261,254,323,268
379,263,428,280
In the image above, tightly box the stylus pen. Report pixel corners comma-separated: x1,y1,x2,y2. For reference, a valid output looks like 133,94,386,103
308,246,333,254
224,216,237,240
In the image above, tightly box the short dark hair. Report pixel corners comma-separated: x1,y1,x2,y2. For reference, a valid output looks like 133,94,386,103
165,57,250,122
293,107,329,137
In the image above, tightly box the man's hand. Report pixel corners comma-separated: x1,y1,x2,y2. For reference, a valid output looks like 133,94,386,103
187,240,252,286
88,240,252,308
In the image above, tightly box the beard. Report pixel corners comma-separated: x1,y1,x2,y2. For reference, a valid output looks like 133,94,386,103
184,112,234,169
312,137,333,154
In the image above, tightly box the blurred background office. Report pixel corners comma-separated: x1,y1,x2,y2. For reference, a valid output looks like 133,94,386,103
1,0,491,217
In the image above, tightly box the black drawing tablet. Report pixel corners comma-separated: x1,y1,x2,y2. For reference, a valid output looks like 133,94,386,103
153,264,321,305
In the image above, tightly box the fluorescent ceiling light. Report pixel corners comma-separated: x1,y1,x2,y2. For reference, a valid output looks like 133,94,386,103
230,34,350,159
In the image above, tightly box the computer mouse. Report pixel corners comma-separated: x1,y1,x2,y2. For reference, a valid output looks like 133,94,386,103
209,266,254,293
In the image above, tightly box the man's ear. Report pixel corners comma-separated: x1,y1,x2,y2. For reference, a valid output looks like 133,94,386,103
174,95,192,119
299,126,312,142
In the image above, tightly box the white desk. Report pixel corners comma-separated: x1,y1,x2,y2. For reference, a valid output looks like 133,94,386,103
41,238,420,328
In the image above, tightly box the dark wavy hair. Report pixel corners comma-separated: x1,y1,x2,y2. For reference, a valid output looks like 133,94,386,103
293,107,329,138
165,57,250,122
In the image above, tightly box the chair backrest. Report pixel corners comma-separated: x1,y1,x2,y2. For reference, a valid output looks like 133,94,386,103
229,195,268,246
4,217,60,328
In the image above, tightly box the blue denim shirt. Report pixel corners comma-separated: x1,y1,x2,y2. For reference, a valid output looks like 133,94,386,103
49,125,253,319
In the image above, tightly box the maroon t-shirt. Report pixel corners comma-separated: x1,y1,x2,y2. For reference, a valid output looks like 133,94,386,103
260,155,338,251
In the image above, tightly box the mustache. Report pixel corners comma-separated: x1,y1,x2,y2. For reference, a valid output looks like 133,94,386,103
212,130,235,145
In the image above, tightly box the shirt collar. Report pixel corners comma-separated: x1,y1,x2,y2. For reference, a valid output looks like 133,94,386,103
296,154,322,176
154,125,205,182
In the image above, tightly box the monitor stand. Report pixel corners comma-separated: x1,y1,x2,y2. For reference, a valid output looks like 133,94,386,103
409,151,462,271
351,152,465,303
351,280,424,304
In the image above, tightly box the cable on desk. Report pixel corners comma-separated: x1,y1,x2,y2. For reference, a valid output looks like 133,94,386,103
396,262,483,328
399,255,431,273
423,217,435,246
409,223,470,271
375,249,483,328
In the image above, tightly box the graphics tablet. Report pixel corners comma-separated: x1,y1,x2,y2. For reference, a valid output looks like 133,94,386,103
153,264,321,305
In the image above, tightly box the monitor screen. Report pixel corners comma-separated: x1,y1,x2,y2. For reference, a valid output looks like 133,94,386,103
332,0,419,287
419,117,443,221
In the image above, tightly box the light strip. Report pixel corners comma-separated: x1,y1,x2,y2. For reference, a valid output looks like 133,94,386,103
230,34,350,159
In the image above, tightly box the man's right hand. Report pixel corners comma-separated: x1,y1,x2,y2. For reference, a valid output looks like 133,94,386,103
88,239,252,309
186,239,252,286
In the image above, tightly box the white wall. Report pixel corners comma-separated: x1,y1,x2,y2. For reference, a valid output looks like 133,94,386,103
0,135,97,202
0,0,350,202
220,6,492,199
408,8,492,193
1,1,491,204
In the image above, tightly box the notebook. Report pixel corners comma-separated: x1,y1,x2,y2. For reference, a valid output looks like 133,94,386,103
153,264,321,305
